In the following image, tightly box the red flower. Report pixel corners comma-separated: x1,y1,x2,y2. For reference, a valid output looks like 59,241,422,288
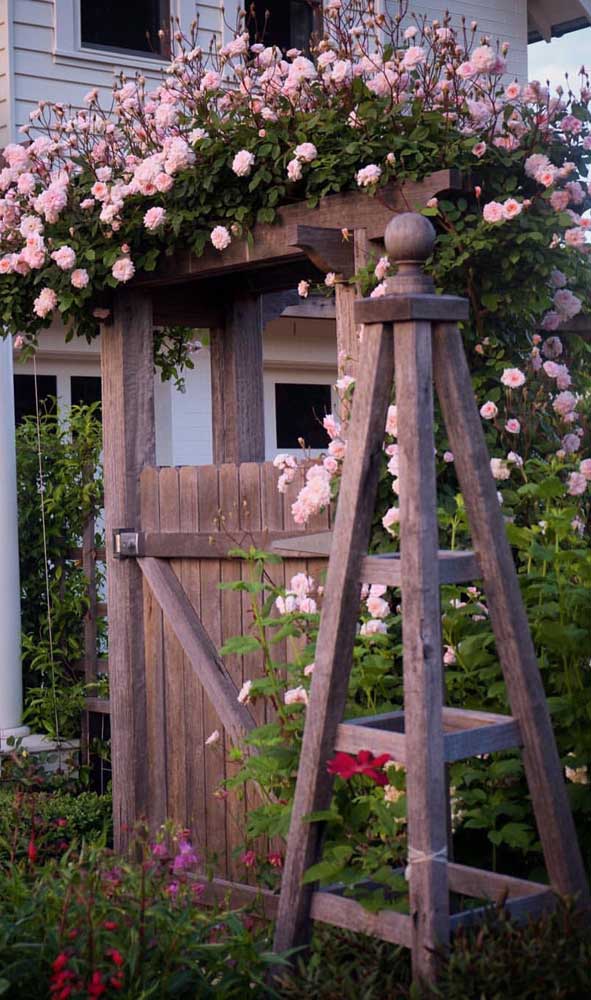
240,850,256,868
88,970,107,998
52,953,69,974
103,921,118,931
268,851,283,868
327,749,391,786
27,838,38,863
106,947,124,968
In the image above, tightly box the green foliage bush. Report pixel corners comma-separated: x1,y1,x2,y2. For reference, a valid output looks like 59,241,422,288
15,403,103,739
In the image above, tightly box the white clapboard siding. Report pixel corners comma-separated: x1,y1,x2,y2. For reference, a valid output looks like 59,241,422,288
386,0,528,79
6,0,222,139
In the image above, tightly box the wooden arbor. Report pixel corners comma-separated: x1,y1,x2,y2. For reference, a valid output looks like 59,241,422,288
273,214,589,982
98,171,458,851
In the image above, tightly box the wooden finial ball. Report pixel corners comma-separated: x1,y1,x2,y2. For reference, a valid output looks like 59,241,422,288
384,212,436,263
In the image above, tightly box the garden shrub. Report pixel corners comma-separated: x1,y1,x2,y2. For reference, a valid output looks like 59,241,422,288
15,403,103,739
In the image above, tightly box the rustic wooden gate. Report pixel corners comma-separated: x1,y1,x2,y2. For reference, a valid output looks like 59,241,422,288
131,461,328,876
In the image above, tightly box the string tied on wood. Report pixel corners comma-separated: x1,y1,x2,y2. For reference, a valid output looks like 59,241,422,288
404,845,448,881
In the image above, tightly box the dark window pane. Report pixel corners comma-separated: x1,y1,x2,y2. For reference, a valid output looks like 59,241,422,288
80,0,170,57
275,382,331,449
14,374,57,425
71,375,102,420
245,0,314,51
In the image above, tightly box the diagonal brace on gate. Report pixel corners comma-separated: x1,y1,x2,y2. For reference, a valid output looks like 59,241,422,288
138,556,256,744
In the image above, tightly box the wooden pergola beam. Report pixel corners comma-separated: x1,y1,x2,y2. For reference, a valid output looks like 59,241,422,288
134,170,460,290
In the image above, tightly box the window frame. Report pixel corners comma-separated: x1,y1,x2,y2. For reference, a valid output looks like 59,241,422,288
263,364,337,459
54,0,182,70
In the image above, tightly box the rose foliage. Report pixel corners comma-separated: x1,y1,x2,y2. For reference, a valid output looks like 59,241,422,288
0,0,588,378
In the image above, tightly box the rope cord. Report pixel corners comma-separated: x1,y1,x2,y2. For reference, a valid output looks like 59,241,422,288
32,355,61,742
404,845,448,881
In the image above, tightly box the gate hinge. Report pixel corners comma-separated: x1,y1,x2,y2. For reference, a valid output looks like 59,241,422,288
113,529,140,558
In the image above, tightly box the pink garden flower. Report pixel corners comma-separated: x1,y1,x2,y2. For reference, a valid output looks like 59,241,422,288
472,141,487,158
210,225,231,251
294,142,317,163
483,201,504,223
111,257,135,282
356,164,382,187
51,245,76,270
71,268,89,288
502,198,522,220
33,287,57,318
480,401,498,420
567,472,587,496
501,368,526,389
143,206,166,230
284,686,309,706
579,459,591,481
231,149,255,176
505,419,520,433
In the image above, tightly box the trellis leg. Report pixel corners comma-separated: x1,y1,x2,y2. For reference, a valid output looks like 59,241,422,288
432,322,589,904
395,318,449,977
273,320,395,954
101,289,156,850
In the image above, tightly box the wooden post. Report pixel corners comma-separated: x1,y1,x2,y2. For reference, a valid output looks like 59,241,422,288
334,229,368,378
81,513,98,767
388,217,450,981
101,289,156,850
210,293,265,463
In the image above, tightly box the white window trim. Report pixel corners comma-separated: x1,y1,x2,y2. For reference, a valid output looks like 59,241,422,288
53,0,182,71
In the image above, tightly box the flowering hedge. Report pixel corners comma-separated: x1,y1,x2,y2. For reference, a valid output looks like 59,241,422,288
0,0,588,373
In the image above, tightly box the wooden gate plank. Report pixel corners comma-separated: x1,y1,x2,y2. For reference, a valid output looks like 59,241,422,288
197,465,231,875
179,466,207,855
138,555,255,746
219,462,247,880
140,467,167,832
159,468,187,826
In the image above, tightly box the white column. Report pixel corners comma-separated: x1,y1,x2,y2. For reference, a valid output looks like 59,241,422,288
0,335,28,744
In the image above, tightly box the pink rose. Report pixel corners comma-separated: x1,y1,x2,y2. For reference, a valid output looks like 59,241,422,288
483,201,504,223
112,257,135,282
71,268,89,289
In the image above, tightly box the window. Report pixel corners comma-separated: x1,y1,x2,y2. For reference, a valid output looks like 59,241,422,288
71,375,102,420
13,374,57,425
80,0,170,58
245,1,317,52
275,382,332,449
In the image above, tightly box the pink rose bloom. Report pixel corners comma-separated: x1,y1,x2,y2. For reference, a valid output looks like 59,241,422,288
483,201,504,223
144,206,166,230
472,142,487,158
294,142,317,163
537,168,557,188
562,433,580,454
550,269,567,289
501,367,526,389
567,472,587,496
553,289,581,320
471,45,499,74
210,225,231,251
402,46,426,69
155,172,174,193
359,619,388,637
443,451,454,463
51,245,76,270
385,405,397,436
443,646,456,666
231,149,255,176
71,268,89,288
543,337,563,360
112,257,135,282
367,595,389,619
579,459,591,481
287,158,303,182
505,82,520,100
502,198,522,220
553,390,577,417
356,164,381,187
284,686,309,707
550,190,570,212
565,227,586,247
456,61,476,80
33,287,57,318
505,419,520,434
382,506,400,533
480,401,498,420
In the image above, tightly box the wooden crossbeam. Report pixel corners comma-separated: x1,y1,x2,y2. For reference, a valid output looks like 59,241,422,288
286,224,356,278
138,556,256,744
114,529,332,559
133,171,460,289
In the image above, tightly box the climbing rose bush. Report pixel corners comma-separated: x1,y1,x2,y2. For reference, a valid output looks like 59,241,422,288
0,0,588,366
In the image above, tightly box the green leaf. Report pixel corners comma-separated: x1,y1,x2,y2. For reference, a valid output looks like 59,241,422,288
219,635,261,656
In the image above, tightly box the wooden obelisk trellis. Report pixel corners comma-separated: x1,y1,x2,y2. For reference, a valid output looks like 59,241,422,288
273,213,589,982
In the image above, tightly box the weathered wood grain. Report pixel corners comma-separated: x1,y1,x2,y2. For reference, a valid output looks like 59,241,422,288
286,224,355,277
273,321,394,955
433,321,589,906
138,555,255,746
100,289,155,850
311,891,413,949
210,295,265,464
396,316,449,979
179,466,207,857
355,293,469,325
140,467,167,832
